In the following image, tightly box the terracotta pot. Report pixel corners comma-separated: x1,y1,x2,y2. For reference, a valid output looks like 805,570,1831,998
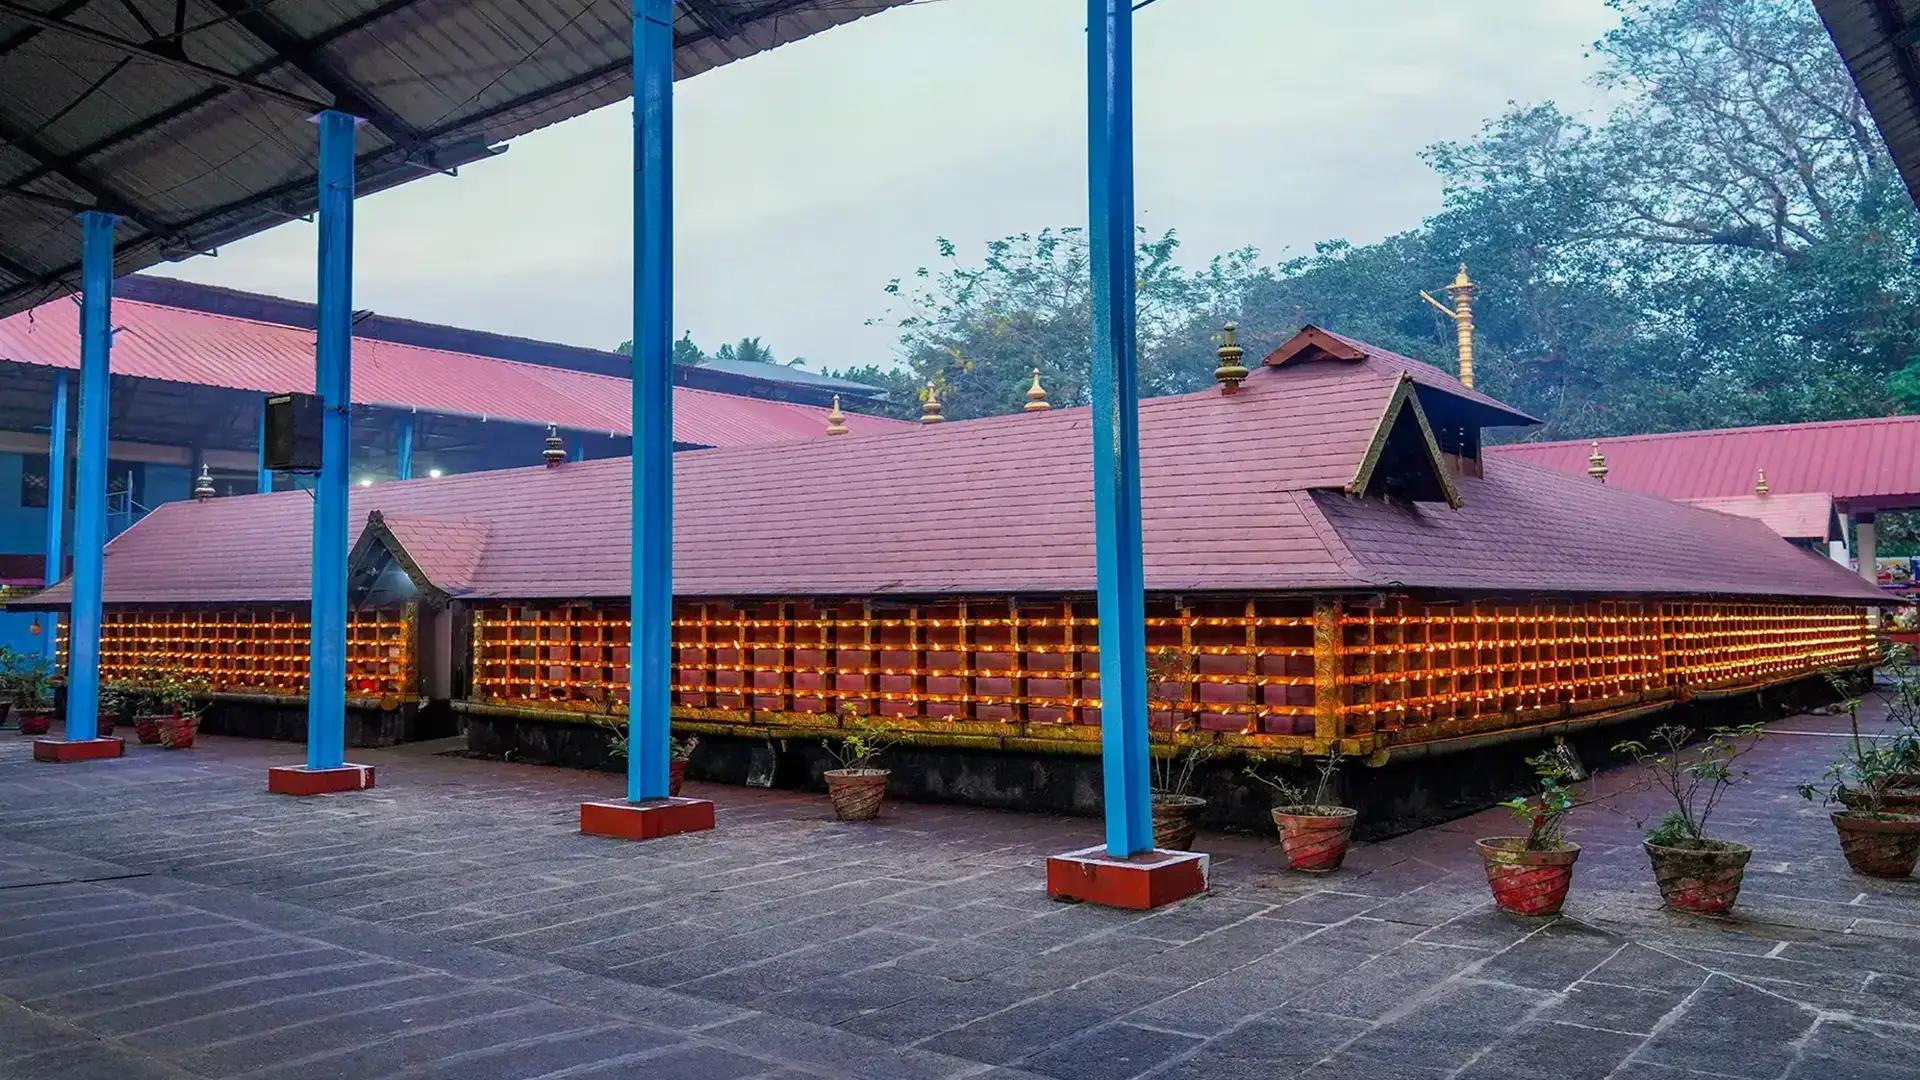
133,715,165,745
1882,790,1920,813
1832,812,1920,878
1476,837,1580,916
1151,794,1207,851
825,768,889,821
1272,806,1358,872
16,709,52,736
158,716,197,750
1644,838,1752,914
95,712,114,736
669,759,688,797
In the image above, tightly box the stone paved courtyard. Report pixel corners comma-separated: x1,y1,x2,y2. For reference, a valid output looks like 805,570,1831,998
2,699,1919,1080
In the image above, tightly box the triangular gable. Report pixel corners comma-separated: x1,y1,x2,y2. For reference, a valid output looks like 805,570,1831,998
1262,325,1368,368
347,511,492,606
1347,376,1462,508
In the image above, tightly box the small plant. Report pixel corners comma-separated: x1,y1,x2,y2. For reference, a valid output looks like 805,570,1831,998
1152,743,1213,798
1614,723,1765,847
1799,685,1911,816
1245,747,1346,812
823,705,895,821
825,708,895,773
594,717,696,766
1501,749,1579,851
0,645,53,707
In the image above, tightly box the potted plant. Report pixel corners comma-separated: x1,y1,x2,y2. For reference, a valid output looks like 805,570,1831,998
669,735,698,796
1246,748,1356,872
1477,749,1584,916
593,696,699,796
0,647,55,736
1148,744,1212,851
125,662,177,744
153,671,207,750
823,708,894,822
1800,685,1920,878
1614,723,1764,914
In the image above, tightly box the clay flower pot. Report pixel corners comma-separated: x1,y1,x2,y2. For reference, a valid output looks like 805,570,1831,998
158,715,198,750
1272,806,1359,873
16,709,53,736
825,768,890,821
133,715,165,745
669,759,688,797
1832,811,1920,878
1879,789,1920,813
1644,838,1752,915
1476,837,1580,916
1151,794,1207,851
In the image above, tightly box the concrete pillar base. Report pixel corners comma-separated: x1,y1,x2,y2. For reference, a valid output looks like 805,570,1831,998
580,797,715,841
32,737,125,763
1046,845,1209,910
268,763,376,796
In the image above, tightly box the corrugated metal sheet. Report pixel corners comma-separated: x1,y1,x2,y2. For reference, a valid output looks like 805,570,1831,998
1815,0,1920,208
1488,416,1920,509
0,0,908,318
22,334,1885,608
0,293,911,446
1682,493,1842,544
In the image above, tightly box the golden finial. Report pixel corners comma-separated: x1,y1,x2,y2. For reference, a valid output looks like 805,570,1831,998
920,383,945,424
1419,262,1478,388
192,464,216,501
825,394,850,435
1214,321,1249,393
1587,440,1609,484
1024,369,1051,412
1754,467,1769,496
543,424,567,467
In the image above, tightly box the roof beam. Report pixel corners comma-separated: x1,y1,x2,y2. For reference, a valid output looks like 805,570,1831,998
205,0,425,151
681,0,742,38
0,114,173,239
0,0,92,61
0,0,332,113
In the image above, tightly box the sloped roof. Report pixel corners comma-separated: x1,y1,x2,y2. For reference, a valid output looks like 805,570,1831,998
1265,326,1539,428
1682,493,1842,544
18,328,1885,609
368,513,492,596
0,295,910,447
0,1,907,318
1815,0,1920,209
1488,415,1920,510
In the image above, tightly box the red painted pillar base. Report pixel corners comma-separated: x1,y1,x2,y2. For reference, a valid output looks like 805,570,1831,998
32,737,125,763
1046,845,1209,910
268,763,376,796
580,797,715,841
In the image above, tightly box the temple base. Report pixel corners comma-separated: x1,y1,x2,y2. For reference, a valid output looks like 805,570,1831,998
580,797,715,841
32,737,124,763
268,764,376,796
1046,845,1209,910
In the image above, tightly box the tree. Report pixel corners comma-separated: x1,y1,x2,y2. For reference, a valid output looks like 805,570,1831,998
615,331,707,366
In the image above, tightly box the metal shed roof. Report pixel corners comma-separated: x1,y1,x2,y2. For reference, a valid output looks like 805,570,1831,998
1815,0,1920,206
0,0,906,318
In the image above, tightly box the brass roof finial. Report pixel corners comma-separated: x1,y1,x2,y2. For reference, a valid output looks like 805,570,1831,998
1754,467,1769,496
919,382,945,424
1420,262,1479,388
825,394,850,435
1214,321,1249,393
192,464,216,501
1024,368,1051,412
543,424,567,468
1587,440,1609,484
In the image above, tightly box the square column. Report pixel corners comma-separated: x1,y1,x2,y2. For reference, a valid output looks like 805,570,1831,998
580,0,712,841
1046,0,1203,909
41,212,124,764
41,370,68,661
396,412,416,480
274,109,372,794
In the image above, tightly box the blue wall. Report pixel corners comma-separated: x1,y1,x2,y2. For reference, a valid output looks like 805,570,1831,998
0,452,53,653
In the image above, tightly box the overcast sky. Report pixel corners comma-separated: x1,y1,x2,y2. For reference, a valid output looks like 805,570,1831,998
154,0,1619,369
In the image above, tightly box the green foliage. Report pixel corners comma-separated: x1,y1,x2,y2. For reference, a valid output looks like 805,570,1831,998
1802,667,1920,813
615,331,711,367
1500,749,1581,851
825,706,895,771
595,717,698,766
0,645,53,706
1245,746,1347,811
1614,723,1766,844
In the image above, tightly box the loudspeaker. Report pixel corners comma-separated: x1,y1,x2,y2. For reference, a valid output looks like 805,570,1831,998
263,393,323,472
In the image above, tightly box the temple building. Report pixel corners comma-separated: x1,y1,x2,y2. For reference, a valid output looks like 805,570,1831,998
10,321,1885,823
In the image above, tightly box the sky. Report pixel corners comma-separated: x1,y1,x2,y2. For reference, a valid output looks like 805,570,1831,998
154,0,1620,371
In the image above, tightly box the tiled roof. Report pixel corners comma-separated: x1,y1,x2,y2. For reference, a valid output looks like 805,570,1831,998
372,514,492,596
19,331,1886,608
1681,494,1841,544
0,298,910,448
1268,327,1540,427
1487,416,1920,508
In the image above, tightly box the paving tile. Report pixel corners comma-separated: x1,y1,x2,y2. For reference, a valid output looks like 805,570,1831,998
1637,974,1817,1077
1019,1021,1204,1080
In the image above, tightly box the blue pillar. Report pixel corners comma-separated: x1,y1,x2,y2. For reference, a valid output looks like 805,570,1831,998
256,406,272,493
64,212,116,741
1089,0,1152,857
395,413,415,480
307,110,355,771
42,370,69,660
629,0,674,802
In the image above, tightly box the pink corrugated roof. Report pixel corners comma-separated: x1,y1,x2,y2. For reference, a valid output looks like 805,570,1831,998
21,333,1884,608
1681,493,1840,544
1488,416,1920,508
0,298,909,447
